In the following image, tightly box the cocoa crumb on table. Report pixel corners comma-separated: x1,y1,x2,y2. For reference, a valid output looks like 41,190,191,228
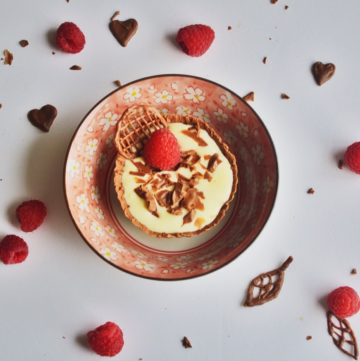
351,269,357,275
228,26,232,30
306,336,312,340
285,5,289,9
243,91,255,102
271,0,278,3
52,52,55,55
0,104,2,108
70,65,82,70
338,159,343,169
19,40,29,47
182,336,192,348
4,49,13,65
281,93,290,99
114,80,121,87
263,56,267,64
307,188,315,194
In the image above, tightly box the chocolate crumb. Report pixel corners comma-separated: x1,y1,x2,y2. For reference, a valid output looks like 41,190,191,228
271,0,278,3
52,52,55,55
338,159,343,170
306,336,312,340
351,269,357,275
228,26,232,30
243,91,255,102
263,56,267,64
111,11,120,21
70,65,82,70
182,337,192,349
307,188,315,194
269,38,272,40
4,49,13,65
285,5,289,9
114,79,121,87
66,0,69,2
63,336,66,339
281,93,290,99
19,40,29,47
0,104,2,109
0,58,3,60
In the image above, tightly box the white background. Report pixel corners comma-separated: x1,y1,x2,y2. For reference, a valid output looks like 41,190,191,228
1,0,360,360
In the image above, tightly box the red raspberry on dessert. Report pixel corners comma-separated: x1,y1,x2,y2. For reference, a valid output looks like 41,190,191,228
176,24,215,57
87,322,124,357
56,22,86,54
344,142,360,174
0,235,29,265
143,129,181,170
327,286,360,318
16,200,47,232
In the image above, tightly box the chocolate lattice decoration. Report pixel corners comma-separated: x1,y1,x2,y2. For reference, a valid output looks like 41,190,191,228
244,256,293,307
327,311,359,360
115,105,168,159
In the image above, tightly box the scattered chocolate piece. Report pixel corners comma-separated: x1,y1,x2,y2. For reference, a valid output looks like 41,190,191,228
243,91,254,102
111,11,120,21
0,104,2,109
182,209,196,226
181,127,208,147
110,19,138,47
281,93,290,99
244,256,293,307
306,336,312,340
307,188,315,194
66,0,69,2
19,40,29,47
271,0,278,3
228,26,232,30
285,5,289,9
327,311,359,360
269,38,272,40
114,80,122,87
263,56,267,64
207,153,222,173
63,336,66,339
52,52,55,55
338,160,344,170
4,49,13,65
204,171,212,182
0,58,3,60
182,337,192,349
351,269,357,275
27,104,58,132
70,65,82,70
312,61,336,86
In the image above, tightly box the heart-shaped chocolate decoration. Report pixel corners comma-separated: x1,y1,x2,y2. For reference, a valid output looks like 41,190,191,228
110,19,138,47
27,104,57,132
312,61,336,86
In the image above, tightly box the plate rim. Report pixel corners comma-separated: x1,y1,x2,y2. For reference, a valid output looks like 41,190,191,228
63,73,279,281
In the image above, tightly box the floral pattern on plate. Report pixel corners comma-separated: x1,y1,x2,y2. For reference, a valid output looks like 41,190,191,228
64,75,278,280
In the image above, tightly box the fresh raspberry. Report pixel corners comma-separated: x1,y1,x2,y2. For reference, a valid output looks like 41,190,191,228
344,142,360,174
87,322,124,357
176,24,215,57
143,129,181,170
327,286,360,318
16,200,47,232
0,235,29,265
56,22,86,54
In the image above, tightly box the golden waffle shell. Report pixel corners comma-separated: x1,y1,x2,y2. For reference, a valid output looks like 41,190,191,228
114,105,168,159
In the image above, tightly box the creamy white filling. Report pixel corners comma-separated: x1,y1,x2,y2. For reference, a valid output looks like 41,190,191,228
121,123,234,234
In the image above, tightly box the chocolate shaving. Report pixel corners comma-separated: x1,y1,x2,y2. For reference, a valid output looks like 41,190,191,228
307,188,315,194
129,171,145,177
207,153,222,173
178,173,190,183
181,128,208,147
114,80,121,87
135,178,145,183
243,91,254,102
204,155,212,160
281,93,290,99
244,256,293,307
182,337,192,349
155,189,172,208
0,104,2,109
182,209,196,226
172,182,188,205
312,62,336,86
134,186,159,218
338,160,344,170
4,50,13,65
181,150,196,158
111,11,120,21
181,188,205,211
204,171,212,182
19,40,29,47
263,56,267,64
70,65,82,70
131,160,153,174
327,311,359,360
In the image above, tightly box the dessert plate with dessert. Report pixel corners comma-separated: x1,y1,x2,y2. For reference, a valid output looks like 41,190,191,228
64,75,278,280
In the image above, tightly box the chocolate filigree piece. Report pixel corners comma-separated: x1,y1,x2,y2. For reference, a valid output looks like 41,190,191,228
244,256,293,307
327,311,359,360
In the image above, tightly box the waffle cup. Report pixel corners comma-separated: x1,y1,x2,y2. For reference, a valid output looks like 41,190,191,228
114,105,238,238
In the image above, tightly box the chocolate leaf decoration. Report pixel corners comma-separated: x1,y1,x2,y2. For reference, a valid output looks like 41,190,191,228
327,311,359,360
243,256,293,307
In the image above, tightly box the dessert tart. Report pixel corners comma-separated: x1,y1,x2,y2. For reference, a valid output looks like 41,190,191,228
114,105,238,238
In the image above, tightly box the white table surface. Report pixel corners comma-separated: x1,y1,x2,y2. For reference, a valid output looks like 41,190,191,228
1,0,360,360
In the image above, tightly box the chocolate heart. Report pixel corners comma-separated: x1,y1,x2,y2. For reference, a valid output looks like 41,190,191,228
27,104,57,132
312,61,336,86
110,19,138,47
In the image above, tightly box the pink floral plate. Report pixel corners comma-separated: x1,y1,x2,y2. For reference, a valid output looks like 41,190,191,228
64,74,278,280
